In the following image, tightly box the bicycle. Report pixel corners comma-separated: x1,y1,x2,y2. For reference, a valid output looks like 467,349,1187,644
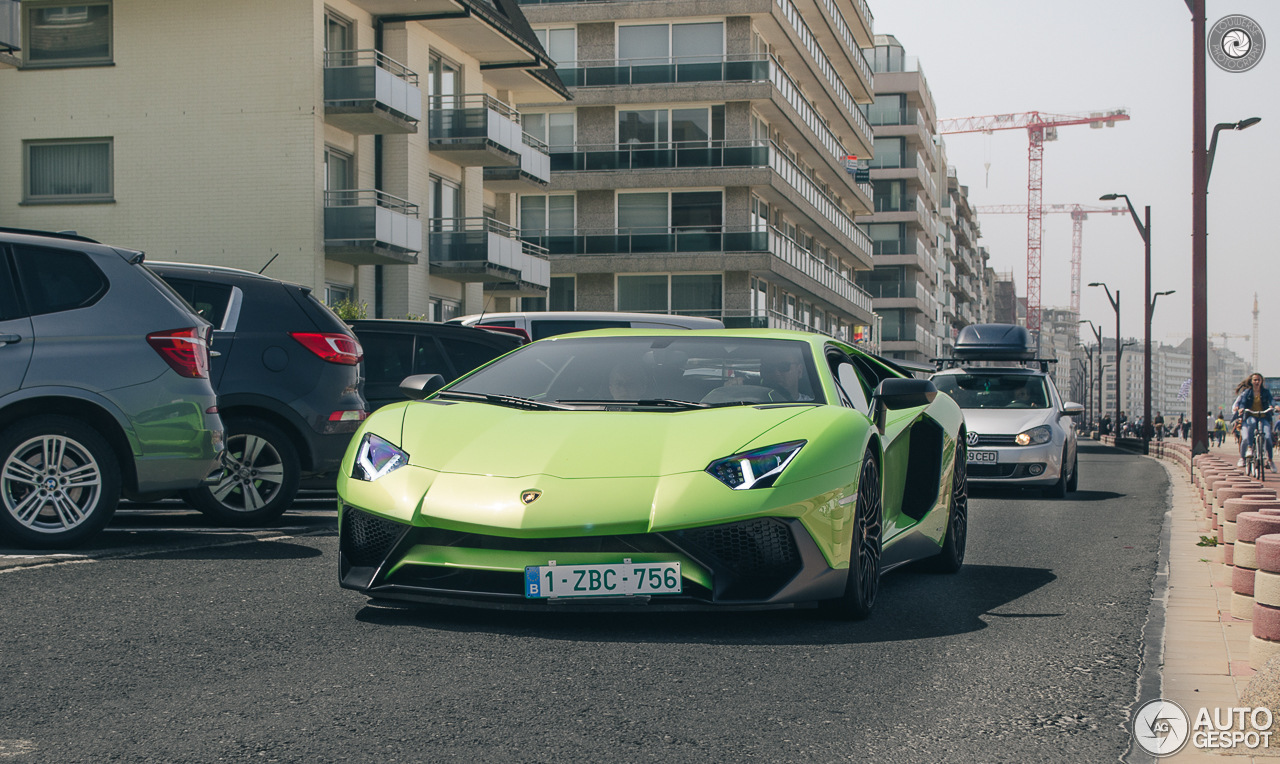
1240,408,1274,482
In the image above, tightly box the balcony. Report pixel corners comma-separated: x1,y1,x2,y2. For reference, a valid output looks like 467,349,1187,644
324,50,421,135
324,190,421,266
429,217,550,288
562,53,872,152
429,95,550,184
523,225,873,317
551,139,871,266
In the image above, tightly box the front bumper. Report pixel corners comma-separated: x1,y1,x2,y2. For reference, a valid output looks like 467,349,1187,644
965,440,1063,486
337,505,847,610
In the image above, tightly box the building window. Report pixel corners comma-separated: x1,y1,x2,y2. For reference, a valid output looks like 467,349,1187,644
522,113,575,150
24,138,112,203
324,147,353,194
618,22,723,64
618,106,724,148
324,12,354,66
325,283,353,307
617,191,722,233
523,276,575,312
617,273,721,316
23,1,111,67
533,28,576,66
519,195,575,234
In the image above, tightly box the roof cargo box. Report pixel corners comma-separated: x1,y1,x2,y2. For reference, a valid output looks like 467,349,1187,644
953,323,1034,360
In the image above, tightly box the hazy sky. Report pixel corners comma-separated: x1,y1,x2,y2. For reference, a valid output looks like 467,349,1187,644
869,0,1276,369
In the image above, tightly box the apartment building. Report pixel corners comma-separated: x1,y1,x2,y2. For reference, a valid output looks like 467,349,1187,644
855,33,939,362
515,0,880,345
934,160,984,357
0,0,568,320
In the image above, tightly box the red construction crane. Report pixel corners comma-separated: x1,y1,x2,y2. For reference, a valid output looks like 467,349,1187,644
972,204,1126,318
937,110,1131,346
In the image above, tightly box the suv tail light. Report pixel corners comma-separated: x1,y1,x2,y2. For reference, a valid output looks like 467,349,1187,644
147,327,211,379
291,332,363,365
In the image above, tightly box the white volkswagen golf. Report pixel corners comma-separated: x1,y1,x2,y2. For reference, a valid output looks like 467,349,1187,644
931,325,1083,497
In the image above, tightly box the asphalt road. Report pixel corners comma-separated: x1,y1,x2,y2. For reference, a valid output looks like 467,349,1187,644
0,444,1166,763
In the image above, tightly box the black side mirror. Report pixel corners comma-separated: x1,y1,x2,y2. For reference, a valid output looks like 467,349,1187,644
872,378,938,433
399,374,445,401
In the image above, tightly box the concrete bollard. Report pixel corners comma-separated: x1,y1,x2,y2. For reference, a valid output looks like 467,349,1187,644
1251,535,1280,667
1216,483,1265,528
1232,513,1280,619
1221,497,1280,566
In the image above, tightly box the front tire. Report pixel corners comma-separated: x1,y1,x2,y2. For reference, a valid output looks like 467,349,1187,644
924,439,967,574
182,418,299,526
827,450,882,620
1045,447,1069,498
1066,452,1079,492
0,416,121,548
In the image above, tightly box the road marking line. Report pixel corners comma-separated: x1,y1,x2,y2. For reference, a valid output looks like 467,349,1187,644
0,530,331,573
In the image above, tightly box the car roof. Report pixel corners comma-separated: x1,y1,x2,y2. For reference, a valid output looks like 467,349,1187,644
349,318,522,341
148,260,291,286
452,311,724,326
933,366,1046,377
0,227,142,259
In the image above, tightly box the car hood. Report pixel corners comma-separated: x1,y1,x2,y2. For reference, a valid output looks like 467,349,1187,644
399,401,814,478
960,408,1058,436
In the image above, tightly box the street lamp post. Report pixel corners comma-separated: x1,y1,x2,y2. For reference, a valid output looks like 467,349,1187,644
1080,319,1104,434
1099,193,1153,448
1189,0,1260,454
1090,283,1122,436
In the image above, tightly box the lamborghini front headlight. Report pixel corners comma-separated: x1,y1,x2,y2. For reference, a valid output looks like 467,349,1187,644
352,433,409,481
706,441,806,490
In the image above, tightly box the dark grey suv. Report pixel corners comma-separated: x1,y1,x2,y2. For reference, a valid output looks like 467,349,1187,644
149,263,367,525
0,229,224,548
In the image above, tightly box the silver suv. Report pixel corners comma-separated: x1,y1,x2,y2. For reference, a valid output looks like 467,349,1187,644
0,228,225,548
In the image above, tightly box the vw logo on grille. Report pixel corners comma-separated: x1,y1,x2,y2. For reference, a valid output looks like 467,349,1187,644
520,489,542,505
966,431,980,447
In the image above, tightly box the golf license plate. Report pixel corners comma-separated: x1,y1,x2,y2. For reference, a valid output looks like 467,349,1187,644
525,562,682,598
968,450,997,463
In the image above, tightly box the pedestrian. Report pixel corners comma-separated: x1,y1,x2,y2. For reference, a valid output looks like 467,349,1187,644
1153,411,1165,442
1214,413,1227,446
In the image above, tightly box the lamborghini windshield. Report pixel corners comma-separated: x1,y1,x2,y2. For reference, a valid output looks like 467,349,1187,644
445,336,825,406
932,373,1050,409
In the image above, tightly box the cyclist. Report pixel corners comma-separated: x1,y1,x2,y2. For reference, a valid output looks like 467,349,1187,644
1232,372,1275,470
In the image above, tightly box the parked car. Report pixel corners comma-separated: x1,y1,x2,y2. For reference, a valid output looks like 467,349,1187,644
930,323,1082,497
149,262,366,525
0,228,224,548
447,311,723,342
348,320,524,410
337,329,967,619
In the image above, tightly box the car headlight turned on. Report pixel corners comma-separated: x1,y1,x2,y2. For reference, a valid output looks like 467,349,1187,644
707,441,805,490
353,433,409,481
1015,425,1054,446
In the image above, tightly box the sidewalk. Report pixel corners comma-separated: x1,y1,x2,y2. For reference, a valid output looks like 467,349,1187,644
1150,436,1279,762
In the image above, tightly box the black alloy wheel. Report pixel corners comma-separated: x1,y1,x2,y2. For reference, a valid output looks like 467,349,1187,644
828,450,882,620
925,438,967,574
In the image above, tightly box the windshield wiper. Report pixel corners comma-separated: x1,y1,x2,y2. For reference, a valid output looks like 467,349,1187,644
555,398,710,410
436,390,573,411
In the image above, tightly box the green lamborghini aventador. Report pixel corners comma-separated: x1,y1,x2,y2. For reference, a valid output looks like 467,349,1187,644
337,329,968,618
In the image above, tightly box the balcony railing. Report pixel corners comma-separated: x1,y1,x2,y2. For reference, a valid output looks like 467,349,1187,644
522,224,873,314
429,94,550,181
429,217,550,287
561,49,872,150
323,49,422,133
774,0,866,141
324,189,421,265
550,139,870,264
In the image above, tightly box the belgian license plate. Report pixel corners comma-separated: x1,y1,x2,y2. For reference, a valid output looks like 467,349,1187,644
968,450,997,463
525,562,682,598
